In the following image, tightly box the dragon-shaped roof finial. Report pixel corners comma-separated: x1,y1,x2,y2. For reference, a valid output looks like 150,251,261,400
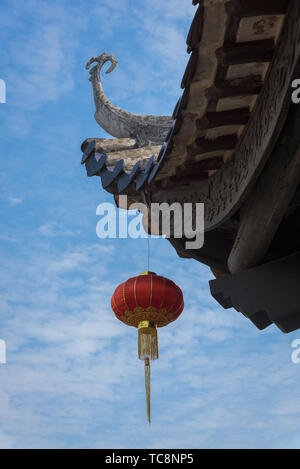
86,52,118,78
86,52,173,147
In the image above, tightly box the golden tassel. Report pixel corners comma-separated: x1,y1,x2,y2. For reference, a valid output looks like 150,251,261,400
138,321,158,422
145,357,151,423
138,321,158,360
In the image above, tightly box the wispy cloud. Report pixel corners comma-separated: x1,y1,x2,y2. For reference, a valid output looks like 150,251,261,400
38,221,80,238
7,197,23,206
0,0,86,136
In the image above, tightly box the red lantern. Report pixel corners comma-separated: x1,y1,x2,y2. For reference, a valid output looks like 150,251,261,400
111,271,184,422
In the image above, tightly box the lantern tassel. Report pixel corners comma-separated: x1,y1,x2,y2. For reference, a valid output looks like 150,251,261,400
138,321,158,360
138,321,158,422
145,357,151,423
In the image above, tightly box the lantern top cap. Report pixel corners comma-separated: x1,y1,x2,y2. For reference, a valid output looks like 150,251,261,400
139,271,157,276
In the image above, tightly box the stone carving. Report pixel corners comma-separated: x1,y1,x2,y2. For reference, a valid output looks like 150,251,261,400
86,52,173,147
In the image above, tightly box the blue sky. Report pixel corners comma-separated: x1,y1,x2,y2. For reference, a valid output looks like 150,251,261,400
1,0,300,449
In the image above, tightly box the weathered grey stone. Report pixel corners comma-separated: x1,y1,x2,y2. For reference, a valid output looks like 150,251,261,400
82,137,137,154
86,53,173,147
104,145,160,171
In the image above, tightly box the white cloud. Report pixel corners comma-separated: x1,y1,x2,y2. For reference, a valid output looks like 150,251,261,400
7,197,23,206
38,221,81,238
0,0,86,137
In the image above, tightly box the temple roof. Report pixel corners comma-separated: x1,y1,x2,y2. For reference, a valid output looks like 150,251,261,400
82,0,288,198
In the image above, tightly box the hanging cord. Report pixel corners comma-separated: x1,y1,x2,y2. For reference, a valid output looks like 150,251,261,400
141,190,151,273
147,236,150,272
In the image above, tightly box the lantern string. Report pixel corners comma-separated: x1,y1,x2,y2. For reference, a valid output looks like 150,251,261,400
147,236,150,272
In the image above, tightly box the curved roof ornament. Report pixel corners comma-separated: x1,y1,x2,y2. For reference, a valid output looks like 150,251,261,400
86,52,173,147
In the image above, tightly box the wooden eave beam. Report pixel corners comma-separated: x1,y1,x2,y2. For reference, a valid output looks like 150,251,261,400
216,39,274,65
206,75,263,100
196,107,250,130
225,0,289,18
